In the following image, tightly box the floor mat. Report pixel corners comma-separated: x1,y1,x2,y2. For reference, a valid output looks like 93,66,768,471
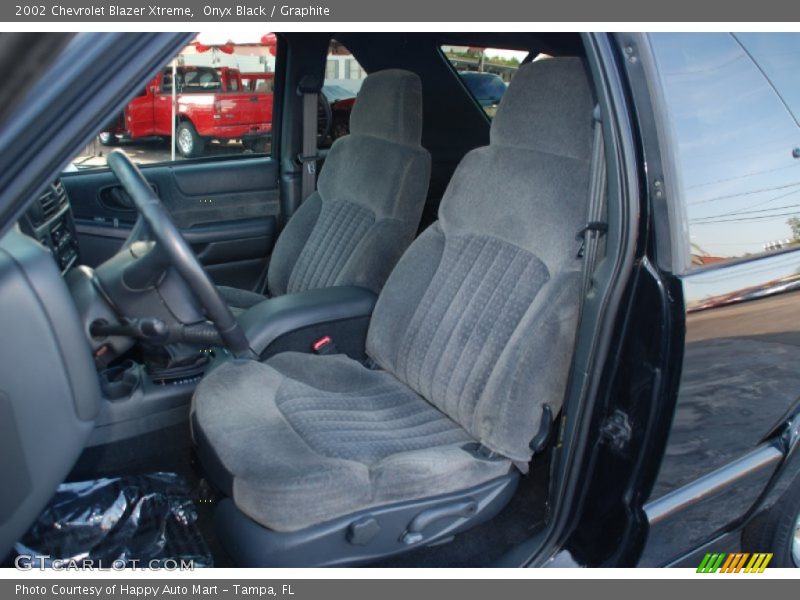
66,424,232,566
15,473,213,568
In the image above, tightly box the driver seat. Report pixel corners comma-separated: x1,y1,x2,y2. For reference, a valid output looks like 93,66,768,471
218,68,431,312
192,57,595,566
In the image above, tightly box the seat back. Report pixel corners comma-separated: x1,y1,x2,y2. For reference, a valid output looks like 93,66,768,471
267,69,431,296
367,58,595,463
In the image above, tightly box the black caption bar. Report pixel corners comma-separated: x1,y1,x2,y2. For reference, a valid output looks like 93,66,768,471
2,0,800,21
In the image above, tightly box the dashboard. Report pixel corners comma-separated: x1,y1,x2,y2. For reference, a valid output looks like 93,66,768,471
17,179,79,274
0,189,100,559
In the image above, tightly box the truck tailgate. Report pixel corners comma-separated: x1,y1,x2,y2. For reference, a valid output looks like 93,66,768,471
218,93,272,129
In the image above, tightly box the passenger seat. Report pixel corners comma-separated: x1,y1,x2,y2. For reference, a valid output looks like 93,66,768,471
218,69,431,311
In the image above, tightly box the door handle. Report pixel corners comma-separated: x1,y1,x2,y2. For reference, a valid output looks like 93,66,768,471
99,184,156,212
106,187,136,210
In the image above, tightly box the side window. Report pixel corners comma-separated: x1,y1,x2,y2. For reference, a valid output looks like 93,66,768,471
321,39,367,147
440,45,530,118
735,34,800,121
226,71,240,93
650,33,800,268
70,32,278,169
160,71,174,94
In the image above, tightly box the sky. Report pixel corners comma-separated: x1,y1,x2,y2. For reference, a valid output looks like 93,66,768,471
651,32,800,259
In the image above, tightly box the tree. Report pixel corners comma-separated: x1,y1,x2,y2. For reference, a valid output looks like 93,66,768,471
788,216,800,242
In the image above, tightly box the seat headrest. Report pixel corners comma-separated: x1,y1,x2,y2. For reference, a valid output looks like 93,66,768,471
349,69,423,147
491,57,594,162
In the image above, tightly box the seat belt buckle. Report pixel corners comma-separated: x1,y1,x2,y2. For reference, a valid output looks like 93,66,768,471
312,335,338,355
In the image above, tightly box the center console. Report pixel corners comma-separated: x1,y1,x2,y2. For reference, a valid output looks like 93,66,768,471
238,285,378,359
88,351,229,447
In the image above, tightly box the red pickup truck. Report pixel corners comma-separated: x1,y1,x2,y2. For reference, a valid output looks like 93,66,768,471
99,66,272,157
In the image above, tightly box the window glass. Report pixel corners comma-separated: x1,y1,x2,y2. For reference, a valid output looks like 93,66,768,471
321,39,367,147
241,73,274,94
346,59,364,80
650,33,800,268
441,45,530,118
325,59,339,80
70,32,278,169
161,67,223,93
735,33,800,123
226,71,240,93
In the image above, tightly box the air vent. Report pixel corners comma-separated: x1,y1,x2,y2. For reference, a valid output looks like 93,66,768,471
31,180,68,226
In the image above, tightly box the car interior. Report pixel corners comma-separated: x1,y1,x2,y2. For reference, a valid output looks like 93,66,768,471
0,32,616,567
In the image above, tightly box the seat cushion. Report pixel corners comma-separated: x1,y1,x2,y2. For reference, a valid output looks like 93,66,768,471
191,352,512,532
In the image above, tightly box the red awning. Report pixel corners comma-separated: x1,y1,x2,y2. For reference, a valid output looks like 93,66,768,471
194,42,235,54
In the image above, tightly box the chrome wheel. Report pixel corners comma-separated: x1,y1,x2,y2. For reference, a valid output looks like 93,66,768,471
793,511,800,567
177,127,193,155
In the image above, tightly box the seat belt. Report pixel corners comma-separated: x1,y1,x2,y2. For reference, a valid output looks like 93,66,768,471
529,107,607,461
297,75,321,201
576,104,608,300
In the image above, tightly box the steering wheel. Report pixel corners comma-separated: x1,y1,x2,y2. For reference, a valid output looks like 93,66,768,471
106,149,253,359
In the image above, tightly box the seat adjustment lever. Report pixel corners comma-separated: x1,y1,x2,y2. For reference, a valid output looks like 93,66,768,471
400,499,478,545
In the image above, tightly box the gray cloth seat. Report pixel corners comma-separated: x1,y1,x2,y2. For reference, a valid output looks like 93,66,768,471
193,57,595,533
219,69,431,312
193,353,512,532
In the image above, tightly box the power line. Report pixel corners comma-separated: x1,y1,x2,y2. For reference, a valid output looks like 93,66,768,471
686,162,800,190
690,210,800,224
687,179,800,206
726,187,800,213
689,187,800,221
691,201,800,222
697,240,778,246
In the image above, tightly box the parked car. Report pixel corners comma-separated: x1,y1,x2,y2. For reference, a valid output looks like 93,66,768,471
321,84,358,143
99,66,273,157
0,31,799,570
458,70,508,117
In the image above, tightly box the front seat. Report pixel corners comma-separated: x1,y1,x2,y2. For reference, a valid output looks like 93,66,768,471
193,57,595,566
218,69,431,312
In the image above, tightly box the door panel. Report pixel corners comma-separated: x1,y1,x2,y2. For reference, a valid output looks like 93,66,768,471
653,253,800,498
640,32,800,564
153,84,172,135
127,90,154,137
63,156,280,291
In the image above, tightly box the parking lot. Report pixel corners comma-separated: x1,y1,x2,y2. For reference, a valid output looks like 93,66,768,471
71,136,267,169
